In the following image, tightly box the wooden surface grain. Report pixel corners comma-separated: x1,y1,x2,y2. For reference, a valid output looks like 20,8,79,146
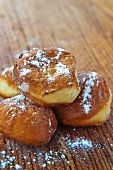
0,0,113,169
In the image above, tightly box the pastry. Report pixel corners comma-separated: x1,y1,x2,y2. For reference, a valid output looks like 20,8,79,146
0,94,58,146
55,72,112,126
0,66,20,98
14,47,80,106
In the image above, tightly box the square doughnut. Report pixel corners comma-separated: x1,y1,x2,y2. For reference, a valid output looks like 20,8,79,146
14,47,80,106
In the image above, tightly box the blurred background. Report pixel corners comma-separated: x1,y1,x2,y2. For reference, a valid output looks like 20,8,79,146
0,0,113,78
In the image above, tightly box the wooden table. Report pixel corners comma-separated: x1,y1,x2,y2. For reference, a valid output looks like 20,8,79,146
0,0,113,169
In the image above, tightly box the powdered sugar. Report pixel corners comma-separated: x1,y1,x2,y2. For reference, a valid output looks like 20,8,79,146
54,48,65,59
1,151,6,154
0,152,15,169
19,82,29,92
23,53,30,57
30,50,50,73
30,60,40,68
21,48,70,85
16,95,26,111
47,61,70,84
56,48,65,52
36,50,45,58
4,95,26,120
1,66,14,77
0,150,21,169
14,164,22,169
17,102,26,111
80,72,98,114
47,73,55,83
55,62,70,75
20,68,32,77
0,133,110,169
66,137,93,150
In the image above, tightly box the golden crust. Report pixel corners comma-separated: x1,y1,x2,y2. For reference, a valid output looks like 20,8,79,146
54,72,112,126
14,47,80,106
0,95,58,146
0,66,20,98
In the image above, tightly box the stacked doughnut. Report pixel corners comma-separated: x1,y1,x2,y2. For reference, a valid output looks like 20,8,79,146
0,47,112,146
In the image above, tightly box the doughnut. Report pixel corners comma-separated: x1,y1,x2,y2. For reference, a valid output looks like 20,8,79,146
0,95,58,146
0,66,20,98
55,72,112,126
14,47,80,106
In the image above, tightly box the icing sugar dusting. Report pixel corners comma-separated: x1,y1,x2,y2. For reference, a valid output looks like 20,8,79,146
66,137,93,150
19,82,29,92
30,60,40,67
30,50,50,72
0,150,21,169
56,48,65,52
0,154,15,168
0,134,107,169
36,50,45,58
23,53,30,57
28,48,70,83
20,48,71,86
47,73,55,83
54,48,65,59
20,68,32,76
17,102,26,111
5,95,26,114
14,95,26,111
2,66,14,77
56,62,70,75
81,72,98,114
14,164,22,169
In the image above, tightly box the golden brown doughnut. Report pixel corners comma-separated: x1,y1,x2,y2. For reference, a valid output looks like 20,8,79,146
0,95,58,146
14,47,80,106
0,66,20,98
55,72,112,126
